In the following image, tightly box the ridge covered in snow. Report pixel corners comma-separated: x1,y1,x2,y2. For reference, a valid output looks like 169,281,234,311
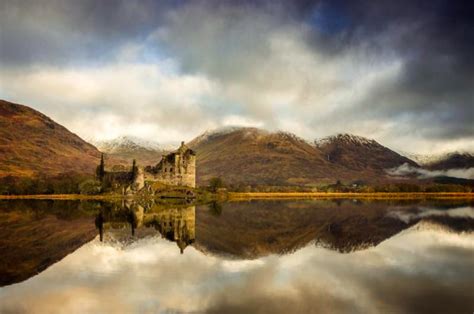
93,136,175,153
275,130,313,145
314,133,378,148
189,126,316,147
404,151,474,166
401,152,443,165
189,126,268,145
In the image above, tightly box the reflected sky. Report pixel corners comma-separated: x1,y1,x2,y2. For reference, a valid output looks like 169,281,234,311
0,222,473,313
0,199,473,313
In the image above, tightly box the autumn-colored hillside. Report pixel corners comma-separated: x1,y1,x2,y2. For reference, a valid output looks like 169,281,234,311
315,133,418,170
426,152,474,170
187,127,417,186
0,100,101,177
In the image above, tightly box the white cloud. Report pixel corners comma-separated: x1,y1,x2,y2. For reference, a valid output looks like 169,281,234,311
387,206,474,224
0,1,472,155
0,61,216,143
0,227,473,313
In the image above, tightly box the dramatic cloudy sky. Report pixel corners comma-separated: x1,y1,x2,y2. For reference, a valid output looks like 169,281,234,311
0,0,473,154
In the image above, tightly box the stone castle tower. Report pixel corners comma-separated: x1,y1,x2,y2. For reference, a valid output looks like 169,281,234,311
145,141,196,188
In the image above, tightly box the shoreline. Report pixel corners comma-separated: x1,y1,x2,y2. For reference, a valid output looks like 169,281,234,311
0,192,472,200
0,194,126,200
228,192,474,200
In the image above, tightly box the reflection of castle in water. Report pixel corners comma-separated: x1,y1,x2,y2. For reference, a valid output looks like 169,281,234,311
95,203,195,254
145,207,195,254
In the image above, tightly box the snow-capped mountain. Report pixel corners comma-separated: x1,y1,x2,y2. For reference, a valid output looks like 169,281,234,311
401,153,443,166
93,136,174,153
402,151,474,168
187,126,257,146
425,152,474,170
314,133,378,148
189,126,312,147
186,128,424,185
314,133,418,171
92,136,176,166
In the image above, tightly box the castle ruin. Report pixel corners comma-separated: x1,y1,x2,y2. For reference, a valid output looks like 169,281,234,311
145,141,196,188
96,203,196,254
98,141,196,192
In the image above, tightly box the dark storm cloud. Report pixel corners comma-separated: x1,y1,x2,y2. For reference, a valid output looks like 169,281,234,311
0,0,312,66
0,0,472,152
299,0,474,142
0,0,176,66
300,0,474,119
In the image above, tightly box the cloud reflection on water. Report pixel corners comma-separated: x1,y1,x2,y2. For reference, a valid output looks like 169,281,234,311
0,225,473,314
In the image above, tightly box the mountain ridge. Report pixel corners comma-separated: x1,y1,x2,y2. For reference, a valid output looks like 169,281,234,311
314,133,419,171
425,152,474,170
2,100,471,185
92,136,174,166
187,127,417,186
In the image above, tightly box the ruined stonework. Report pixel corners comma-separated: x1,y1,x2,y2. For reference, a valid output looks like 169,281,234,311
146,206,195,253
145,141,196,188
101,166,144,193
98,141,195,193
97,203,195,253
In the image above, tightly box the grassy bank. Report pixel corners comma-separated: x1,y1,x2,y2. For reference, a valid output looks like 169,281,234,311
228,192,474,200
1,192,473,200
0,194,126,200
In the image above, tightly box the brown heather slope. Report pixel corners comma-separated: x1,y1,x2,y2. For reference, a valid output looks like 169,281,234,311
315,133,418,171
426,152,474,170
0,99,102,177
187,128,417,186
187,128,357,186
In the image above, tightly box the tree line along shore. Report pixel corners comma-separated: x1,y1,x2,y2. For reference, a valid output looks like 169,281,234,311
0,174,472,197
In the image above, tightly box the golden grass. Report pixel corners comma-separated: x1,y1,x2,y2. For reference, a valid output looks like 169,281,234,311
228,192,474,200
1,192,473,201
0,194,125,200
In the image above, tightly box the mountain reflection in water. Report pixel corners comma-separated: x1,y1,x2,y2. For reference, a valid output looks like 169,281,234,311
0,199,473,313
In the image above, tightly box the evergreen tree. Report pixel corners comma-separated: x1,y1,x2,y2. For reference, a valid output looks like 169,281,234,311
131,159,138,181
96,153,105,181
209,177,225,192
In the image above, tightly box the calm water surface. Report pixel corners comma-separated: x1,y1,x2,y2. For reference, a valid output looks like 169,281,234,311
0,199,473,313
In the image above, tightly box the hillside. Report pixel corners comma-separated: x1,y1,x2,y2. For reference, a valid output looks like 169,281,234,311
0,100,435,186
187,128,417,186
187,128,343,186
425,152,474,170
315,134,418,171
0,100,101,177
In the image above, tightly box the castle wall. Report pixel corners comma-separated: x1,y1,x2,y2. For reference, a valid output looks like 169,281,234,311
98,204,195,253
102,168,145,193
144,206,195,253
145,142,196,188
145,206,195,239
100,142,196,191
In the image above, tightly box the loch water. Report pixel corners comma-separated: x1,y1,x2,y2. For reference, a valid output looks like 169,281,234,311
0,198,473,313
